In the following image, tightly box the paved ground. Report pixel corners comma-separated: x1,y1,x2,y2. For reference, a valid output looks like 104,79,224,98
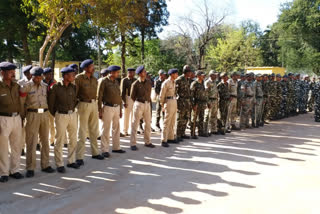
1,113,320,214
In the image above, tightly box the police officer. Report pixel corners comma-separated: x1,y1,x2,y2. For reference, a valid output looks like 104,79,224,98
154,69,167,130
160,68,179,146
240,73,255,129
120,68,137,136
48,67,79,173
228,71,239,130
97,65,126,158
254,74,264,127
175,65,192,140
0,62,24,182
217,72,230,134
43,67,57,146
75,59,104,166
20,67,55,177
129,65,156,150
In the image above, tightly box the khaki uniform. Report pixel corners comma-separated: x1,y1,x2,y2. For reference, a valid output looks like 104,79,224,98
129,78,152,146
17,77,29,151
228,79,238,126
20,80,50,170
0,80,22,176
48,81,78,167
204,79,219,134
120,76,136,135
97,76,122,152
43,79,57,144
160,78,177,142
75,72,99,159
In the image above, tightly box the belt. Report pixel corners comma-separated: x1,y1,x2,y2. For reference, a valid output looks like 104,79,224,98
256,96,263,98
246,95,253,98
230,95,237,98
0,112,19,117
27,108,48,113
136,100,149,104
178,97,191,100
80,99,96,103
103,102,119,107
58,110,75,114
166,96,176,100
209,98,217,100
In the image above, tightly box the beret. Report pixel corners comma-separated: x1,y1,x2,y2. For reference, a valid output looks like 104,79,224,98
22,65,32,73
60,67,75,74
209,70,217,75
240,73,245,77
69,63,79,70
283,74,288,78
288,72,293,76
158,69,166,75
127,68,135,72
30,66,43,76
0,62,17,71
271,73,275,77
135,65,145,74
43,67,52,74
276,74,281,77
80,59,93,69
196,71,205,76
183,65,192,73
100,68,110,75
108,65,121,72
168,68,178,75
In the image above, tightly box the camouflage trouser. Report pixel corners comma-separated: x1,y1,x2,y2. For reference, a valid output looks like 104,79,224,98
204,99,218,134
263,97,269,120
237,98,242,116
176,100,191,138
191,103,206,136
252,98,263,125
308,95,315,111
287,95,293,115
315,97,320,121
298,94,304,112
269,96,281,119
155,100,164,126
291,95,297,113
278,96,288,118
230,98,237,126
219,99,230,129
240,97,254,128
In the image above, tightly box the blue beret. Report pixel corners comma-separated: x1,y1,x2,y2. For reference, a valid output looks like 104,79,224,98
22,65,32,73
69,63,79,70
30,66,43,76
283,74,288,78
43,67,52,74
60,67,75,74
271,73,275,77
107,65,121,72
0,62,17,71
100,68,110,75
276,74,281,78
127,68,135,72
135,65,145,74
80,59,93,69
168,68,178,75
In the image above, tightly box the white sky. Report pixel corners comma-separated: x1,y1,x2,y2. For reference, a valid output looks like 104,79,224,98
159,0,289,38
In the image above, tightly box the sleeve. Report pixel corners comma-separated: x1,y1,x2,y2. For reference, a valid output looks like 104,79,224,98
97,79,105,112
120,79,126,103
75,76,80,99
48,85,56,116
130,82,137,101
19,83,30,118
155,80,161,95
190,82,196,106
159,81,167,106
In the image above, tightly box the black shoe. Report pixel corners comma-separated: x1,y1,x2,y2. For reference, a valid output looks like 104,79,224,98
231,125,240,130
137,131,141,134
156,125,162,131
177,137,184,142
21,149,25,156
199,134,209,137
120,133,125,137
42,166,55,173
67,163,80,169
145,144,155,148
26,170,34,178
102,152,110,158
151,128,156,132
125,133,130,136
92,155,104,160
57,166,66,173
76,159,84,165
226,129,231,133
86,137,90,140
112,149,126,153
208,132,212,136
161,142,169,147
50,143,54,147
9,172,24,179
181,135,191,139
212,132,219,135
0,176,9,183
64,144,68,148
97,136,101,140
36,144,41,151
131,145,138,151
264,121,269,124
167,139,179,144
191,135,198,139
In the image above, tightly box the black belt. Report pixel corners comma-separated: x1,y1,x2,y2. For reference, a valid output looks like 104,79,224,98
209,98,217,100
58,110,75,114
230,95,237,98
166,96,176,100
103,102,119,107
80,99,96,103
195,100,207,103
256,96,263,98
246,95,253,98
178,97,191,100
0,112,19,117
27,108,48,113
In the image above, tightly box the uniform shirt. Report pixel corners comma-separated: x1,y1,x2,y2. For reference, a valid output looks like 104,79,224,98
255,81,264,98
20,80,48,109
217,81,230,101
241,80,255,97
155,78,165,95
227,79,238,96
97,76,122,111
75,72,98,102
190,80,207,106
175,75,191,100
48,81,77,115
0,79,21,113
204,78,219,99
269,80,282,97
130,78,152,103
120,76,137,104
159,77,176,106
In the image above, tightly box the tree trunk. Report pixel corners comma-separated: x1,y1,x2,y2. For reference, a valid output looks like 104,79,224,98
97,28,101,73
7,38,14,63
51,47,56,69
121,32,126,77
21,27,32,65
141,28,145,62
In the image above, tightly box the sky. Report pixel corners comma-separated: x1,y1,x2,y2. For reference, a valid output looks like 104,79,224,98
159,0,289,38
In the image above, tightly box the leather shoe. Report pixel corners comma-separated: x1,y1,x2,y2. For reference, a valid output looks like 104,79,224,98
76,159,84,165
64,144,68,148
42,166,55,173
191,135,198,139
0,176,9,183
131,146,138,151
21,149,25,156
167,139,179,144
67,163,80,169
181,135,191,139
199,134,209,137
92,155,104,160
102,152,110,158
57,166,66,173
9,172,24,179
26,170,34,178
112,149,126,153
120,133,125,137
145,144,155,148
161,142,169,147
177,137,183,142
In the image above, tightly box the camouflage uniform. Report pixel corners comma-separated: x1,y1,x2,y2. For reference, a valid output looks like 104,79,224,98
155,77,165,127
227,76,238,128
308,80,316,112
314,81,320,122
253,78,264,126
175,74,191,138
287,74,295,116
240,76,255,129
217,79,230,131
269,77,282,119
278,78,288,119
262,76,270,121
302,79,310,113
237,77,245,116
294,76,303,113
204,74,219,135
190,76,208,136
